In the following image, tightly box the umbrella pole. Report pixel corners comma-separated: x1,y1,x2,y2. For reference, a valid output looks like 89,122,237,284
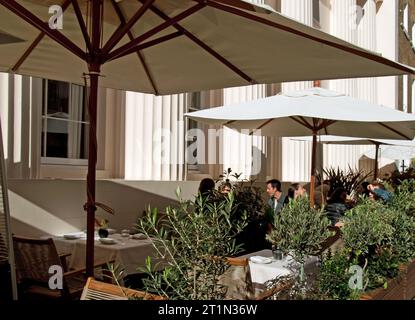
374,143,379,180
310,131,317,208
85,66,99,278
85,0,102,278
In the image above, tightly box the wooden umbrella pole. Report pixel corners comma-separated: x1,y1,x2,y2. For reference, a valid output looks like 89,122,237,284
310,131,317,208
374,143,379,180
85,66,99,278
85,0,102,278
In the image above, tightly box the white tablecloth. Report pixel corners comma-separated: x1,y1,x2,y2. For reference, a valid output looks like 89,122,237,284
53,233,164,275
239,249,319,285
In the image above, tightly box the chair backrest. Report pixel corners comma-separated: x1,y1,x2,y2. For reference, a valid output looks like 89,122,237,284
0,233,7,264
12,236,61,285
80,277,165,300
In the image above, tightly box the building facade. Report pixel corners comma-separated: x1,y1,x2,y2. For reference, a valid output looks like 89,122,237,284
0,0,412,183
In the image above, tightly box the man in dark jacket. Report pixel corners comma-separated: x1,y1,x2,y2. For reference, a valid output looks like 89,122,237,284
266,179,287,216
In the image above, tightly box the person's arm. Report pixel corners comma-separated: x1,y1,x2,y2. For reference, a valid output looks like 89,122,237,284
372,188,392,203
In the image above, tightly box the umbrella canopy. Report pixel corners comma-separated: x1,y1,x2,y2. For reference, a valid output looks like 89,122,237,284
1,0,414,277
0,0,414,94
290,135,415,179
363,145,415,161
185,87,415,206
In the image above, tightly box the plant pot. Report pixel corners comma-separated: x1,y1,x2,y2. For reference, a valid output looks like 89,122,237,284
360,258,415,300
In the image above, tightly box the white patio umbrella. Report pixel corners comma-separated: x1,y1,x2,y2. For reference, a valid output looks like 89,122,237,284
290,135,415,179
363,145,415,163
185,87,415,206
1,0,414,277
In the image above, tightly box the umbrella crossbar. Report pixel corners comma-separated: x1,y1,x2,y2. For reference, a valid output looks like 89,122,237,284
0,0,85,60
101,0,156,56
106,3,205,61
110,0,159,95
139,0,254,84
11,0,72,72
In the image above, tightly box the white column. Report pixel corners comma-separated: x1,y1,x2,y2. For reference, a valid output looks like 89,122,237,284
357,0,377,104
223,85,267,180
357,0,378,177
279,0,314,182
125,92,186,181
329,0,358,96
281,0,313,93
325,0,363,173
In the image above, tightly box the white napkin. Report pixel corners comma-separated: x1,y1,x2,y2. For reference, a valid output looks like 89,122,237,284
132,233,147,240
249,256,272,264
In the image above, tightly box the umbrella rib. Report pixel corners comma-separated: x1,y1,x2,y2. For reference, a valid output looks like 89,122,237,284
141,1,255,84
316,119,337,131
11,0,72,72
292,116,314,130
249,118,274,135
71,0,93,53
377,122,411,140
0,0,85,60
106,31,184,62
205,0,414,75
110,0,159,95
102,0,155,56
106,3,205,61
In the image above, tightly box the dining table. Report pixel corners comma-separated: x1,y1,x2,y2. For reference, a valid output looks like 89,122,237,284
238,249,320,295
51,232,165,276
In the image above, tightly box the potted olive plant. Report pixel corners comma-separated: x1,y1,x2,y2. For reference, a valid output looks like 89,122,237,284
266,196,333,282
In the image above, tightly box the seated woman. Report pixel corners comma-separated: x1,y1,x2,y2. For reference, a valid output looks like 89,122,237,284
325,187,349,226
287,183,307,201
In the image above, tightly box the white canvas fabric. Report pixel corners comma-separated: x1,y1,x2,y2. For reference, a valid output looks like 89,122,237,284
363,145,415,161
0,1,413,95
185,87,415,140
290,135,415,147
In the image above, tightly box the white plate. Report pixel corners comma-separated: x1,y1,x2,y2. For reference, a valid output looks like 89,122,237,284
107,228,117,235
63,233,84,240
249,256,273,264
99,238,117,245
132,233,147,240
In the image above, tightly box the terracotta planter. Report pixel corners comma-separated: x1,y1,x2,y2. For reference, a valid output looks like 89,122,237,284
360,259,415,300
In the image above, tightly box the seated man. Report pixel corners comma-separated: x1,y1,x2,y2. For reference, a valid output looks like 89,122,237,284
325,187,349,226
266,179,287,216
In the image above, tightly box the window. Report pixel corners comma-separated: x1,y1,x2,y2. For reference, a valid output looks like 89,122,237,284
313,0,320,25
403,75,408,113
41,80,89,164
186,92,202,172
412,79,415,114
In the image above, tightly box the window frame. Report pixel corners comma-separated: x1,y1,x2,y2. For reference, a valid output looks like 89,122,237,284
41,80,89,166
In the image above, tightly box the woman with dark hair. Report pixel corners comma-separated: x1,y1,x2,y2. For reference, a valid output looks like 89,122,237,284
325,187,349,226
198,178,215,197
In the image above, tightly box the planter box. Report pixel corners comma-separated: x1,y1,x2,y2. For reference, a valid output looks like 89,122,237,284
360,259,415,300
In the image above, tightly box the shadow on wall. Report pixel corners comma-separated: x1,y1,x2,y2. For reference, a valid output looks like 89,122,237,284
7,180,200,238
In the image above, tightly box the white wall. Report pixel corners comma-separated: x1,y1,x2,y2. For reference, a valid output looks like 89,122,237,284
8,180,201,238
376,0,399,109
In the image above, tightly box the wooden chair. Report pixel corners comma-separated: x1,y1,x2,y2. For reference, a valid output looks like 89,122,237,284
12,235,112,300
80,277,165,300
225,257,294,300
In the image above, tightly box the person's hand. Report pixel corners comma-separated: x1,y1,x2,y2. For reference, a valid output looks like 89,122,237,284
335,221,344,228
